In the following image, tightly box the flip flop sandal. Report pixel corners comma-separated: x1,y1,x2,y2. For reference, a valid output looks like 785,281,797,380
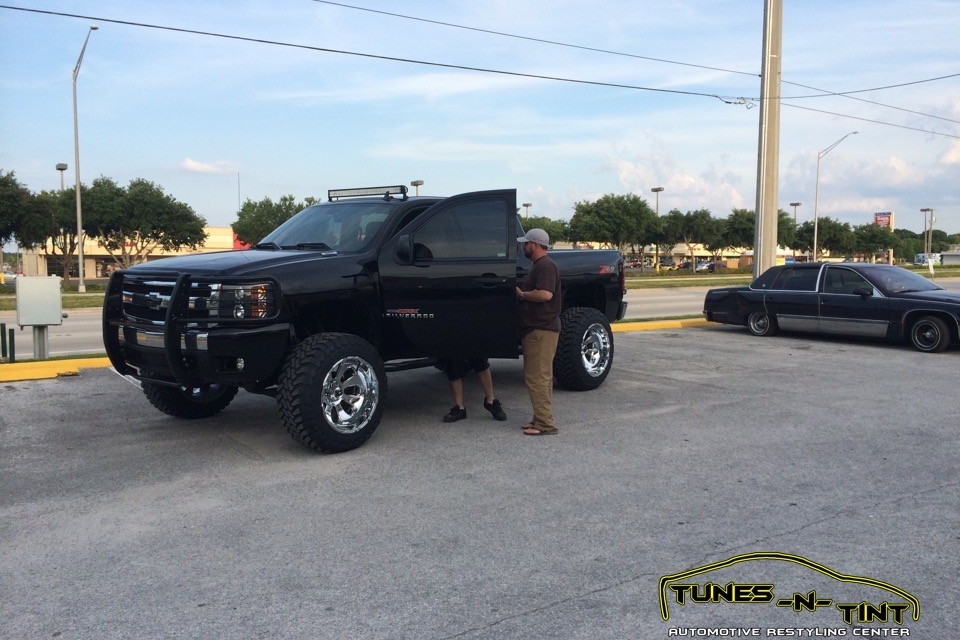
523,426,558,436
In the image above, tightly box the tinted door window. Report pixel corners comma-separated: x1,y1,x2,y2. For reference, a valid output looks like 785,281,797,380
412,200,508,260
771,267,819,291
823,268,872,295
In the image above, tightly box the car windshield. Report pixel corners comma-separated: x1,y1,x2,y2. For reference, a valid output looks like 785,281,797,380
868,266,942,294
257,202,392,252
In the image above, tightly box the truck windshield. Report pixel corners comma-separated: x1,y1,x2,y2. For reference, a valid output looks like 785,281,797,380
258,202,392,252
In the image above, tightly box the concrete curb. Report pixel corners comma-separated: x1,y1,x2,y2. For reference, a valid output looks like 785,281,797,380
0,320,711,382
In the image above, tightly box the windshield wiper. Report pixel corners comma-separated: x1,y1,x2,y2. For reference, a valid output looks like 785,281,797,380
294,242,334,251
253,241,281,250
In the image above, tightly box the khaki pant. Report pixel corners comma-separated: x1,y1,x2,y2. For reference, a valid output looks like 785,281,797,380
521,329,560,431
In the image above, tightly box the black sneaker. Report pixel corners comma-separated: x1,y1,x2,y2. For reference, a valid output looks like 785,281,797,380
443,406,467,423
483,398,507,421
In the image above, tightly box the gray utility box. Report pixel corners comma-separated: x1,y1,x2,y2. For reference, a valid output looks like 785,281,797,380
16,276,63,327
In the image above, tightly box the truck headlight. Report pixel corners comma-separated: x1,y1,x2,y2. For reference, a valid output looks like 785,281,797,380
210,283,277,319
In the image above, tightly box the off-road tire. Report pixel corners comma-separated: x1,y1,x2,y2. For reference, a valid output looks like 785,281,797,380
277,333,387,453
142,381,239,419
553,307,614,391
909,315,950,353
746,311,777,337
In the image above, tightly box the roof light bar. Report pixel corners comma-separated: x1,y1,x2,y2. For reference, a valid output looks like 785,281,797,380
328,185,408,201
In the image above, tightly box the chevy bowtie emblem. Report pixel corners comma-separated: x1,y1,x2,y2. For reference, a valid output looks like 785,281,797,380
145,292,165,309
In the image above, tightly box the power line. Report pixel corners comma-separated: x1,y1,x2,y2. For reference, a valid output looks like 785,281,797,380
309,0,760,78
782,102,960,139
313,1,959,117
782,80,960,125
785,72,960,98
312,0,960,132
0,4,743,102
2,3,957,138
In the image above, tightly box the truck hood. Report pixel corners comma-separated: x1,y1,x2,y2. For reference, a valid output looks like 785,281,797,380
126,248,359,278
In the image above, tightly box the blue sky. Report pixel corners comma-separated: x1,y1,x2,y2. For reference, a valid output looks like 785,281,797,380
2,0,959,244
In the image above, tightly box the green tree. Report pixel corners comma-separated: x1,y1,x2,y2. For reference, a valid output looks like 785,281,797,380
0,169,32,245
721,208,795,252
703,216,728,259
31,188,84,280
662,208,714,271
232,194,306,246
1,171,84,277
816,217,855,258
930,229,950,253
852,223,898,261
568,193,657,253
777,208,797,250
86,178,207,269
794,220,814,255
794,217,854,259
723,208,755,250
893,228,922,263
521,215,567,245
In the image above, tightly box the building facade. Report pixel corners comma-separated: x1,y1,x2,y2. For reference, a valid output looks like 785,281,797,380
18,227,243,278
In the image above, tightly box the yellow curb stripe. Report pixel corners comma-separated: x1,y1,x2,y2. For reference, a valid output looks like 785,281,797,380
613,318,710,332
0,357,112,382
0,319,711,382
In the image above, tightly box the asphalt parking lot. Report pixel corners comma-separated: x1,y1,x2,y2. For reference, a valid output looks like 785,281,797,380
2,325,957,639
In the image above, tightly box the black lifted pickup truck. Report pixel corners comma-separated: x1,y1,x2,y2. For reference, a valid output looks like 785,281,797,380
104,185,626,452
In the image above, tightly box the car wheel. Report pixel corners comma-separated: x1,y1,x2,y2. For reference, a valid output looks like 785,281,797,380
277,333,387,453
553,307,614,391
142,381,239,419
909,315,950,353
746,311,777,337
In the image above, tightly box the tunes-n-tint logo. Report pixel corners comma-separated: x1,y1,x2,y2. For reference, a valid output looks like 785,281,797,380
659,552,919,626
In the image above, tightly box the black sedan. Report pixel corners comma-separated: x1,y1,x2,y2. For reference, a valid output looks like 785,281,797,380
703,262,960,353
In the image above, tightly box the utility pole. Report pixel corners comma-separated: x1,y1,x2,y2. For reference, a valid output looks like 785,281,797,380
753,0,782,278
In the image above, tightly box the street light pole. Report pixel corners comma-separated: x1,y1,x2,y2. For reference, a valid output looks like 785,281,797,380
410,179,423,196
650,186,664,216
650,187,665,271
789,202,801,259
56,163,68,191
812,132,857,262
73,25,98,293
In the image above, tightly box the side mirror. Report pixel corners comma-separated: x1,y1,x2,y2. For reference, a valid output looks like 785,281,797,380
853,287,873,298
394,234,413,265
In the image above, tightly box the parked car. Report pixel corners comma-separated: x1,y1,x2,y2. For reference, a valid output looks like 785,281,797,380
657,259,676,270
703,262,960,353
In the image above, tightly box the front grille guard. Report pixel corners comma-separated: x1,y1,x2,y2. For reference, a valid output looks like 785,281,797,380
104,270,280,386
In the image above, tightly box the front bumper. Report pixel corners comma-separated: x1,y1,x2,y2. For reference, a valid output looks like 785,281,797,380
103,271,291,388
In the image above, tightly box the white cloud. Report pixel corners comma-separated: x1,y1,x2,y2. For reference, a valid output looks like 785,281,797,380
179,158,237,175
856,156,925,187
941,141,960,165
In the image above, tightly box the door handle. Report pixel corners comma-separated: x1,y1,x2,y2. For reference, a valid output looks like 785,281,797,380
474,275,507,288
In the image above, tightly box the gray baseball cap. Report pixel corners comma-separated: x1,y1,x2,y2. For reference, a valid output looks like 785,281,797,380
517,228,549,246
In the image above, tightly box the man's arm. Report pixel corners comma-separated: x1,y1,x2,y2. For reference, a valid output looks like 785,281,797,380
516,286,554,303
